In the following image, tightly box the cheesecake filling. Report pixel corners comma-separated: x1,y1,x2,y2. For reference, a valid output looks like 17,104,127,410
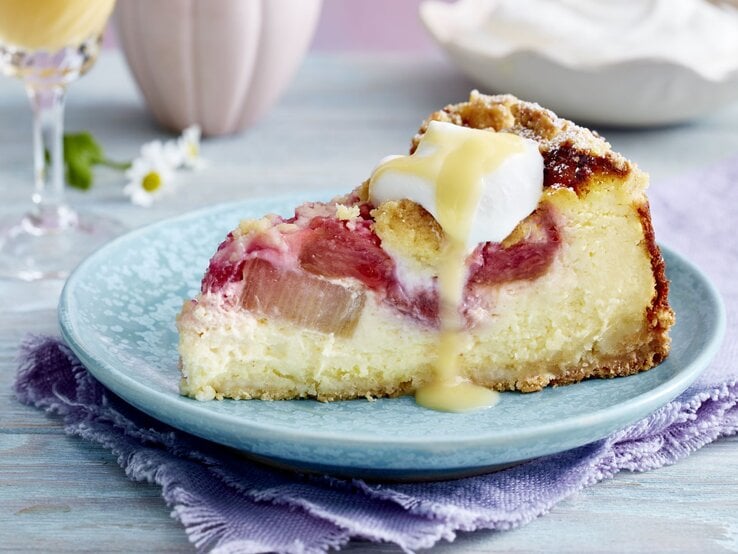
369,121,544,412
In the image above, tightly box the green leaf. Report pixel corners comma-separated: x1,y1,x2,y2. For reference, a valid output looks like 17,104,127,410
66,154,94,190
61,131,132,190
63,132,104,190
64,131,103,163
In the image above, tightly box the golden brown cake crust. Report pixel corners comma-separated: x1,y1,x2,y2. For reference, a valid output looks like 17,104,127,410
505,334,671,393
372,199,443,268
637,202,675,356
413,91,631,195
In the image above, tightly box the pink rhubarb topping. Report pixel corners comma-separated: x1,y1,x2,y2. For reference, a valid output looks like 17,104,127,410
201,201,561,334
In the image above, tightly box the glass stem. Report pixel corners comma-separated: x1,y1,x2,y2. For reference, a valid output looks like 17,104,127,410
26,84,77,231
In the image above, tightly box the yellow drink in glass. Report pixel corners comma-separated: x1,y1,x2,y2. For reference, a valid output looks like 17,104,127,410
0,0,122,280
0,0,114,51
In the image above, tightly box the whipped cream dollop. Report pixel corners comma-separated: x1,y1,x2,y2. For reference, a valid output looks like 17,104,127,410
369,120,543,250
427,0,738,80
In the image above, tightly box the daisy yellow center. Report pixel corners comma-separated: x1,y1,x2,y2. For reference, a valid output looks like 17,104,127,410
187,142,198,159
142,171,162,193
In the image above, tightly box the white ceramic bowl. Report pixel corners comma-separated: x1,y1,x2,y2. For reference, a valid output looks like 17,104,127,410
420,0,738,127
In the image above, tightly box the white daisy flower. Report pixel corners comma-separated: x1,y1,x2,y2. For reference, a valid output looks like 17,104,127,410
163,139,185,168
176,124,206,170
123,141,176,207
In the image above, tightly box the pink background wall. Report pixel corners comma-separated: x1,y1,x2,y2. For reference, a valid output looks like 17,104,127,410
107,0,440,53
311,0,435,51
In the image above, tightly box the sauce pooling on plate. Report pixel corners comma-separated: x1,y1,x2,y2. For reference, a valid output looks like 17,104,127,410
370,121,543,412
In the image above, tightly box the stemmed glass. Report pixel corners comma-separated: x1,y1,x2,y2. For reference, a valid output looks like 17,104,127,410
0,0,123,280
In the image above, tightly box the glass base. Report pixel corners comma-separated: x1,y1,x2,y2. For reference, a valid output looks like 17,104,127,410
0,208,125,281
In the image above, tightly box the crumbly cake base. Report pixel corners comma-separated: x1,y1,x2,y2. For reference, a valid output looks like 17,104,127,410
178,334,667,402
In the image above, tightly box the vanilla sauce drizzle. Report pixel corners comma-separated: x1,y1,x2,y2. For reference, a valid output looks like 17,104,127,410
371,123,528,412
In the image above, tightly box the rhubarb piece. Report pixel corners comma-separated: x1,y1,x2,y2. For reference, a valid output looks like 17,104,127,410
299,217,394,290
241,258,365,337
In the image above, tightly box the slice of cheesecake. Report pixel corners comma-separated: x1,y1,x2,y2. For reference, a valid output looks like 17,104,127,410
176,92,674,403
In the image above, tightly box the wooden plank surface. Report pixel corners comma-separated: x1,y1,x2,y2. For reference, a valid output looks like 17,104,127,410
1,52,737,552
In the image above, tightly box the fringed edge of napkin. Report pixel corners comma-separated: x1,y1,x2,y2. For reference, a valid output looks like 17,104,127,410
14,334,738,553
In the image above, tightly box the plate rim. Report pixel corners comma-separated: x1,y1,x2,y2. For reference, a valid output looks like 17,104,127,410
58,199,726,452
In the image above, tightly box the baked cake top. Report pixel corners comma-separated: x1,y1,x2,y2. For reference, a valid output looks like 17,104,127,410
414,91,632,194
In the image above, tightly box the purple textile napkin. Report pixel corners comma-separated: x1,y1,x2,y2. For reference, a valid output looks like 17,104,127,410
14,156,738,553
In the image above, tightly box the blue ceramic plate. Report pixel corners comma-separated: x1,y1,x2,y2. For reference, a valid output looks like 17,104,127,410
59,194,726,480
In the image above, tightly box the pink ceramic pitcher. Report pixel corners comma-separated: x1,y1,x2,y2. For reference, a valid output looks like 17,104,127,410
116,0,322,136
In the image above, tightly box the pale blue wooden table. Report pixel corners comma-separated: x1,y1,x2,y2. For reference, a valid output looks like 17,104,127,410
1,52,737,552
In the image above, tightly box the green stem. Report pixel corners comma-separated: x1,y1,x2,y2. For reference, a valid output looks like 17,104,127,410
96,157,132,171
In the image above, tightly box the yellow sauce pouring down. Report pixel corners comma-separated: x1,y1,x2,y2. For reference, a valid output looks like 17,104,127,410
372,124,525,412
